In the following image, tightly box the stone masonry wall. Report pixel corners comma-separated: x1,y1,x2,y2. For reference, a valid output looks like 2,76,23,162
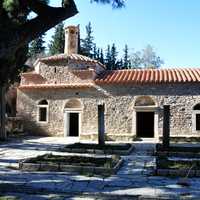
17,83,200,141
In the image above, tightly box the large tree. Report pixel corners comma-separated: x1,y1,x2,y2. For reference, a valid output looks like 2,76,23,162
48,22,65,55
0,0,125,140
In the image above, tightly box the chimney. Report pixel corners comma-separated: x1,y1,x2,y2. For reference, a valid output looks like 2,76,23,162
64,25,79,55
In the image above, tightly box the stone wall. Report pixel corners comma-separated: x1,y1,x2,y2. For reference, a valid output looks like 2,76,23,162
17,83,200,141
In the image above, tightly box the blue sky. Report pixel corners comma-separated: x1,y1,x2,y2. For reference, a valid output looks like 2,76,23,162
46,0,200,68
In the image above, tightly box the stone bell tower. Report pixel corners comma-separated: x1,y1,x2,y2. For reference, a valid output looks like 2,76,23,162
64,25,79,55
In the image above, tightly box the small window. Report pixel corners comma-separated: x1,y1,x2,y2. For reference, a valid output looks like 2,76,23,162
38,100,48,122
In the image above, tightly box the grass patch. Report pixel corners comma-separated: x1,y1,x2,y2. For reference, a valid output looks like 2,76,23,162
26,154,120,168
0,196,20,200
157,156,200,170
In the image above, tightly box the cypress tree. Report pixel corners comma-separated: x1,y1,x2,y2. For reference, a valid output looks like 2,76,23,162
100,49,104,64
81,22,94,58
48,22,65,55
123,44,129,69
110,43,118,70
105,45,111,70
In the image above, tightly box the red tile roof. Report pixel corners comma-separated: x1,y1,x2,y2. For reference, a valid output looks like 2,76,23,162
19,83,94,90
39,53,105,69
95,68,200,84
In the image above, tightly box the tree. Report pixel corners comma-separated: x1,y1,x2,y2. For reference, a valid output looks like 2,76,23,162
81,22,94,58
0,0,125,140
141,45,164,69
129,45,164,69
130,50,142,69
99,49,104,64
110,43,118,70
123,44,129,69
105,45,112,70
29,35,46,58
48,22,65,55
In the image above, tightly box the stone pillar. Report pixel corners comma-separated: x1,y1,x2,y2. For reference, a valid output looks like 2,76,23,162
163,105,170,149
98,104,105,145
0,86,7,140
64,25,79,55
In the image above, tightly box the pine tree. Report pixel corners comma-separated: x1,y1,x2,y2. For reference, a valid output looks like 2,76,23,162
105,45,111,70
96,48,100,60
100,49,104,64
123,44,129,69
48,22,65,55
81,22,94,58
29,35,45,58
116,59,123,70
93,44,97,59
110,43,118,70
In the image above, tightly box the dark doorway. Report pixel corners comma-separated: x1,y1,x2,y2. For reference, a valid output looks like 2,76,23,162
69,113,79,137
137,112,154,138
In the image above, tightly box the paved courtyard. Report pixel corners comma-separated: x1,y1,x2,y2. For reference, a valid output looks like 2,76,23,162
0,136,200,199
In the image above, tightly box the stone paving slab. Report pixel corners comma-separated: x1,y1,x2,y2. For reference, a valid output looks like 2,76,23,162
0,137,200,199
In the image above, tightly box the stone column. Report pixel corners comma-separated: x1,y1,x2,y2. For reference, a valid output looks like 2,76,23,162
163,105,170,149
98,104,105,145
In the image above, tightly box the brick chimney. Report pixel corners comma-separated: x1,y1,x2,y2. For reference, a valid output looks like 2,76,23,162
64,25,79,55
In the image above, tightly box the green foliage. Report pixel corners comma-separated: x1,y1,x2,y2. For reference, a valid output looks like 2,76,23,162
91,0,126,8
81,22,94,58
110,43,118,70
3,0,19,12
123,44,130,69
48,22,65,55
29,35,46,58
105,45,111,70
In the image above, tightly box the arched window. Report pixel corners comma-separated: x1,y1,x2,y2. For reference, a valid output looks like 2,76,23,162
135,96,156,107
193,104,200,131
38,100,48,122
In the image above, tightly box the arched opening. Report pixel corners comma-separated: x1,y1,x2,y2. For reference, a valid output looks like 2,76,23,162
134,96,156,138
193,103,200,131
38,100,48,122
135,96,156,107
64,99,82,138
65,99,82,109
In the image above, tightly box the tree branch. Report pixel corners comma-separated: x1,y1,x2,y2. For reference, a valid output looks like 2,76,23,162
0,0,78,59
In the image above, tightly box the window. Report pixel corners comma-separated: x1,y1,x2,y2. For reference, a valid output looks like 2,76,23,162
38,100,48,122
192,104,200,132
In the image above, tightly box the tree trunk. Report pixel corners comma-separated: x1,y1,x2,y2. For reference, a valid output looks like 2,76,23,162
0,85,7,140
98,104,105,145
163,105,170,149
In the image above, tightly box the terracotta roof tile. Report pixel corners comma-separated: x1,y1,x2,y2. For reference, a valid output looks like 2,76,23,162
95,68,200,84
19,83,94,90
39,53,105,69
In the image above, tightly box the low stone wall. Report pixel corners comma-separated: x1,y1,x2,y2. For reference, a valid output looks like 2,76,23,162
60,144,135,155
155,169,200,177
19,159,123,175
